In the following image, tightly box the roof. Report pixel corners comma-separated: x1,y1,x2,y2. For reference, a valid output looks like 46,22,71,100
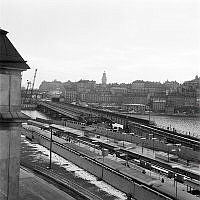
0,28,30,70
0,112,30,122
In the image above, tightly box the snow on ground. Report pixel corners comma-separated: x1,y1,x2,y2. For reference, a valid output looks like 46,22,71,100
21,136,127,200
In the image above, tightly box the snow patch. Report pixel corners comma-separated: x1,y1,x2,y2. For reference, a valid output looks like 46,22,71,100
22,139,127,200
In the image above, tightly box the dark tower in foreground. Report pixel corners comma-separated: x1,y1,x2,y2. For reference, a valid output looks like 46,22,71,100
0,29,29,200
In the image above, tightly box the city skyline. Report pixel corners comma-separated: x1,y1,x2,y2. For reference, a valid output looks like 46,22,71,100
1,0,200,88
37,72,197,85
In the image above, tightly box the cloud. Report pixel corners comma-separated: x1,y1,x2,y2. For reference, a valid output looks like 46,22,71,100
2,0,200,87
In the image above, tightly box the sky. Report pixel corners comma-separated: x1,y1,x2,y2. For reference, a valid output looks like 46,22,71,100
0,0,200,88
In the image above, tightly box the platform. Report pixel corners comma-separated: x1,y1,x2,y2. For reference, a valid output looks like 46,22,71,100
19,167,76,200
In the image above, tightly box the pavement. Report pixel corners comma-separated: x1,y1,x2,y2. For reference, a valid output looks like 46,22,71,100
19,167,76,200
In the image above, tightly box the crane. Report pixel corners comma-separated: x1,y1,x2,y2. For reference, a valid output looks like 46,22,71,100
29,69,38,103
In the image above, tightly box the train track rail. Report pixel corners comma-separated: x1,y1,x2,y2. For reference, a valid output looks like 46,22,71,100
24,121,200,182
129,122,200,150
37,101,200,150
20,163,104,200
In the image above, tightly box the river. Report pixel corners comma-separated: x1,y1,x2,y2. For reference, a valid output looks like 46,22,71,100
128,114,200,137
22,110,200,137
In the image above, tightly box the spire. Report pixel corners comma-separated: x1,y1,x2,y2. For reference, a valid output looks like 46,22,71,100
102,71,107,86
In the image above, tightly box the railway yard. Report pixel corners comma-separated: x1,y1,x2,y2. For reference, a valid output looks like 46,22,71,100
20,118,200,200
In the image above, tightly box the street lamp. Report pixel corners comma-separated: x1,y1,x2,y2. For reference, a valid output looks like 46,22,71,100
148,106,151,123
122,132,126,147
175,143,181,152
175,178,178,199
152,137,157,154
48,128,53,169
141,137,146,154
166,143,173,162
114,147,120,161
174,143,181,162
101,148,109,179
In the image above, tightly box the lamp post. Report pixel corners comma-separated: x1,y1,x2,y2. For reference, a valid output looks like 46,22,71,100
48,128,53,169
148,106,151,123
114,147,120,161
141,137,146,154
101,148,108,179
175,180,178,199
122,132,126,147
174,143,181,160
152,137,157,154
174,174,178,199
101,148,104,179
126,154,129,167
166,143,173,162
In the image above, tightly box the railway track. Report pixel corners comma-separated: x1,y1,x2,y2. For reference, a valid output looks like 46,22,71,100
23,124,200,200
128,122,200,150
37,101,200,150
20,163,104,200
24,121,200,181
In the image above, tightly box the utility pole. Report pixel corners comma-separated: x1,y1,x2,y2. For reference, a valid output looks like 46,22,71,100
24,80,31,104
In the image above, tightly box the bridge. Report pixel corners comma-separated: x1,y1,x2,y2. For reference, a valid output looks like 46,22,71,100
36,101,150,126
36,101,200,151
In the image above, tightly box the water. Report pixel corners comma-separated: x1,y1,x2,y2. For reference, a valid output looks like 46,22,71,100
129,114,200,137
22,110,200,137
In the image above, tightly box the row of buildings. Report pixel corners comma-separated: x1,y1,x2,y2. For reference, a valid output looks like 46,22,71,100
38,72,200,114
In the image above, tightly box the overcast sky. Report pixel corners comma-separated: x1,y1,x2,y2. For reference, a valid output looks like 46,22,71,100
1,0,200,88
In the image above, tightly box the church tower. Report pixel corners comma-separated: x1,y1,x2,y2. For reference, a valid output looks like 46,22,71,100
101,71,107,86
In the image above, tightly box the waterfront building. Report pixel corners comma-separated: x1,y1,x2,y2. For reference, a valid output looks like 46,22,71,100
81,92,117,104
38,74,200,113
196,88,200,108
152,99,166,112
166,93,197,114
76,79,96,93
122,103,146,113
39,80,64,92
182,75,200,90
121,94,149,105
131,80,145,90
64,90,78,102
110,87,128,95
163,80,180,94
